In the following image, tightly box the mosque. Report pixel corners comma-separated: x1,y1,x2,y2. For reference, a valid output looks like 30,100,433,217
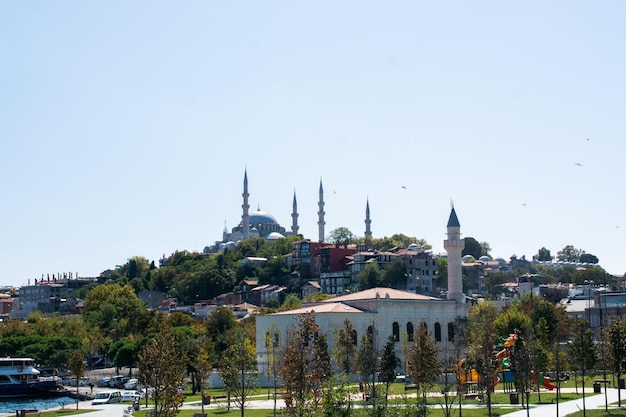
204,169,356,253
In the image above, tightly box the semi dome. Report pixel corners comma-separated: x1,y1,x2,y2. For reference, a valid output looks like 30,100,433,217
267,232,285,240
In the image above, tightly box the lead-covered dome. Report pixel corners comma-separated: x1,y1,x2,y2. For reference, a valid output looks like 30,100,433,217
241,209,279,226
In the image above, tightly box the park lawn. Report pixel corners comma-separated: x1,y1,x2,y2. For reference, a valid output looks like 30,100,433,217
567,410,626,417
39,410,93,417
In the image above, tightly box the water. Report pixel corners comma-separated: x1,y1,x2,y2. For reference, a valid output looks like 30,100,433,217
0,396,74,413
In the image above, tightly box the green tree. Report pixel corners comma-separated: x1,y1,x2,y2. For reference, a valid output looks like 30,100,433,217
507,331,532,410
463,237,486,259
407,323,440,404
356,333,379,404
379,336,400,404
484,272,509,298
467,301,499,417
279,312,328,417
278,293,302,312
68,349,85,410
557,245,583,262
580,253,599,264
381,258,407,288
219,327,258,417
109,339,137,376
359,262,381,290
334,319,357,376
206,306,237,364
567,319,598,417
328,227,357,246
139,323,186,417
605,316,626,407
534,247,552,262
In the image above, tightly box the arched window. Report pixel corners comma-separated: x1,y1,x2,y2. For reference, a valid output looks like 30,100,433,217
352,330,358,345
420,322,427,332
367,325,374,342
407,322,414,342
448,322,455,342
392,322,400,342
434,322,442,342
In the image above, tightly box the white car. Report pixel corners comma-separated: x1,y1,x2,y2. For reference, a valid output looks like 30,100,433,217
121,390,142,402
124,378,138,390
92,390,122,405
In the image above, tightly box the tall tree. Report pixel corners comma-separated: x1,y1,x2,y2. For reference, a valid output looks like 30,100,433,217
567,319,598,417
557,245,583,262
379,336,400,404
407,323,440,404
334,319,357,376
462,237,485,259
467,301,499,417
356,333,379,404
138,323,186,417
219,327,258,417
328,227,357,246
359,262,382,290
605,316,626,407
279,312,329,417
68,350,85,410
206,306,237,364
534,247,552,262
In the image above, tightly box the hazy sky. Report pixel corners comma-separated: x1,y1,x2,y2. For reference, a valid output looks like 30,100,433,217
2,1,625,287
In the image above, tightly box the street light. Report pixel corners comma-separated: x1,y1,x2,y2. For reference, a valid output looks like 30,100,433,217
584,280,594,326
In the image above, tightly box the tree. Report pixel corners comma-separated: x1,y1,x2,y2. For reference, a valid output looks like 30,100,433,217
534,247,552,262
605,316,626,407
278,293,302,312
462,237,485,259
557,245,583,262
507,331,532,410
328,227,357,246
206,306,237,364
406,323,440,404
359,262,381,290
580,253,599,264
380,258,407,288
467,301,499,417
138,323,186,417
68,349,85,410
279,312,330,417
378,336,400,404
483,272,508,298
334,319,357,376
109,339,137,376
356,333,379,404
219,327,258,417
567,319,598,417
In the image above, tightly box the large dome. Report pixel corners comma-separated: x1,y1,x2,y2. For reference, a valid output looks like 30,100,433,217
241,209,279,225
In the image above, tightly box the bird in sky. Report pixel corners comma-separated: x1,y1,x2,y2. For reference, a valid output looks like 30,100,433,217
401,185,407,189
575,162,582,166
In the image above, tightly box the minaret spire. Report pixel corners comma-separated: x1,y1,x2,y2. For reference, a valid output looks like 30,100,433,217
444,205,465,303
291,189,299,235
241,169,250,240
364,197,372,242
318,178,325,242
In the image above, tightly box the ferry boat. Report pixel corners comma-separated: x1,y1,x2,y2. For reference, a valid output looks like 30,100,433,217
0,357,62,397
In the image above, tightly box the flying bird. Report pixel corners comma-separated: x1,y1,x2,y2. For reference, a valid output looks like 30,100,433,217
575,162,582,166
401,185,407,189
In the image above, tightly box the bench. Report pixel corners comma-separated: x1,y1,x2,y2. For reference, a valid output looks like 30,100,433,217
464,393,481,400
404,384,418,391
16,410,40,417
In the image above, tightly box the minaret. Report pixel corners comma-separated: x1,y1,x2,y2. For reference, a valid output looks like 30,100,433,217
241,169,250,240
291,189,299,235
444,206,465,303
318,179,325,242
364,198,372,242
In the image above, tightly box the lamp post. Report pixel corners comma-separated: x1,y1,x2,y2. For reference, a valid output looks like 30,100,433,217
584,280,594,327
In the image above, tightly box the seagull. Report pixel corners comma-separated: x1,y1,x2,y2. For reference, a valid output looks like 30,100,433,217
401,185,407,189
522,203,527,206
575,162,582,166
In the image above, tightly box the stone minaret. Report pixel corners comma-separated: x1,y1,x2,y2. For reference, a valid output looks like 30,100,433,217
241,169,250,240
291,189,299,235
318,179,325,242
444,206,465,303
364,198,372,242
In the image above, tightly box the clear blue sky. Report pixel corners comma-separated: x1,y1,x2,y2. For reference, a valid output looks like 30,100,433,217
2,1,625,287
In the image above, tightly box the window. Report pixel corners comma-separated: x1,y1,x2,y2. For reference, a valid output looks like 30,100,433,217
392,322,400,342
448,322,455,342
407,322,414,342
434,322,442,342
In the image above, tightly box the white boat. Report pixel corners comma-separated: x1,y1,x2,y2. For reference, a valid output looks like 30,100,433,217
0,357,61,397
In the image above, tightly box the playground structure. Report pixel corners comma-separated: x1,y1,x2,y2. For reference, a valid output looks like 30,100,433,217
457,333,556,393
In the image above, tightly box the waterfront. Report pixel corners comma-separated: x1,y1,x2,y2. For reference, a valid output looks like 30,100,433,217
0,396,74,413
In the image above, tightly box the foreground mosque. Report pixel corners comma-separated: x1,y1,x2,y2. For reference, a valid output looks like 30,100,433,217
255,206,468,371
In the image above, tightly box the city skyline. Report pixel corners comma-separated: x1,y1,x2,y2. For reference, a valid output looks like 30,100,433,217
2,1,625,286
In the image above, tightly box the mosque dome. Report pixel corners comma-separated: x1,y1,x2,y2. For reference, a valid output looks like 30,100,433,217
242,210,279,226
267,232,285,240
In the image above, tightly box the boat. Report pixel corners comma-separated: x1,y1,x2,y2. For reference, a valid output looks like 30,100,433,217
0,357,62,397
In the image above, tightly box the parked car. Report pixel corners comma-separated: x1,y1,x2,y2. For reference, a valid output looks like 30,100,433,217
96,377,111,387
121,390,142,402
92,390,122,405
124,378,138,390
108,375,125,388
